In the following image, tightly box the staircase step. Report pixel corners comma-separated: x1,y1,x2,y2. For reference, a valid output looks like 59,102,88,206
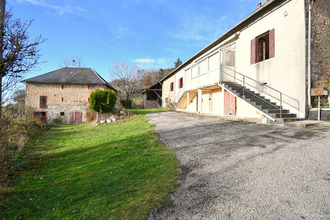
245,98,277,106
274,113,297,118
264,109,289,114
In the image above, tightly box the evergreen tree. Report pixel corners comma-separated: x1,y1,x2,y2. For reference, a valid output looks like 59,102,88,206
174,58,183,68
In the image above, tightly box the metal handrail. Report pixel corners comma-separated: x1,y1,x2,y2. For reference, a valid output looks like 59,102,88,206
222,72,280,110
221,66,300,118
174,86,186,108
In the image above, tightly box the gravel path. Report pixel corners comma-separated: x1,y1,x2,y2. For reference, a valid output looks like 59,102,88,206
147,112,330,220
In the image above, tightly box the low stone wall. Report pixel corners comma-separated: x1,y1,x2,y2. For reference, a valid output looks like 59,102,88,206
143,100,160,109
308,109,330,121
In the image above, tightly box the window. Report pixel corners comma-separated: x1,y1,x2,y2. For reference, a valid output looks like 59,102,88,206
192,65,199,78
251,29,275,64
209,52,219,70
61,84,64,89
88,85,91,89
170,82,174,91
40,96,47,108
178,77,183,89
61,97,64,102
60,112,65,116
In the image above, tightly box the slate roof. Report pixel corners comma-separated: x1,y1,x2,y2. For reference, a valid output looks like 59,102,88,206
24,67,117,92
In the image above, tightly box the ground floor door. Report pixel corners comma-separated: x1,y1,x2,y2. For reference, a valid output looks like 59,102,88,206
224,90,236,115
34,111,47,123
70,112,82,124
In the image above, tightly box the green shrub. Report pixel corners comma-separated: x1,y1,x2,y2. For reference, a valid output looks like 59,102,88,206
121,99,132,109
89,89,117,113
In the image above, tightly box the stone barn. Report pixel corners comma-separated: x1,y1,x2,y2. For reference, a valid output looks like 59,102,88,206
23,67,117,124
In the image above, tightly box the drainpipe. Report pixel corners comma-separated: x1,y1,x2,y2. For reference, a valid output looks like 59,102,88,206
307,0,312,107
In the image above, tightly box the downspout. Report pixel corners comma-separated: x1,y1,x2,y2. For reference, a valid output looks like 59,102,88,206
307,0,312,107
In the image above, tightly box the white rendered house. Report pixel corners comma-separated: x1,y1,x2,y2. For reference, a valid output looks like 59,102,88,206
161,0,314,122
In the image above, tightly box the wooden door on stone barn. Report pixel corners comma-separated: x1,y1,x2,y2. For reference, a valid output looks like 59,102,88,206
75,112,82,124
224,90,236,115
69,112,82,124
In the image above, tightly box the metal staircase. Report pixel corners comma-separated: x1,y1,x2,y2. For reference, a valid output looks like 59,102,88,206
222,81,297,119
220,66,299,120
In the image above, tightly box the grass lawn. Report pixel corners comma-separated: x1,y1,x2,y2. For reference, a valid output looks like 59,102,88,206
128,108,169,115
0,112,179,219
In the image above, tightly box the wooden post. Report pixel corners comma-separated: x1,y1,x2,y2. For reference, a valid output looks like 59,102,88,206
186,92,189,112
318,96,321,121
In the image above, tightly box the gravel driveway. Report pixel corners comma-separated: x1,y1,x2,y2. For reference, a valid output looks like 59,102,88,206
147,111,330,220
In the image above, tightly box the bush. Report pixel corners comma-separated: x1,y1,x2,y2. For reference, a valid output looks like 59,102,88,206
121,99,132,109
86,108,96,121
90,89,117,113
0,114,48,175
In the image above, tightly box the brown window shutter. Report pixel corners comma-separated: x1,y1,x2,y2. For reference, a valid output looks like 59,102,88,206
178,77,183,88
251,38,257,64
269,29,275,58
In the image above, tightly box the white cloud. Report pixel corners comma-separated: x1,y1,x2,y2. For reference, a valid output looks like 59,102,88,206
134,58,155,64
17,0,85,15
133,58,170,68
111,27,131,39
156,58,167,65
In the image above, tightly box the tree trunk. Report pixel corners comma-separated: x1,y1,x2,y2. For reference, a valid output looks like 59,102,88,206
0,0,5,119
0,77,2,119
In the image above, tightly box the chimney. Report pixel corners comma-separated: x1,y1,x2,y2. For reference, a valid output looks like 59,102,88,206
265,0,269,3
258,2,262,8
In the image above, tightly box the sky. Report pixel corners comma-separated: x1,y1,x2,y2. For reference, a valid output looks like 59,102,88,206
8,0,263,85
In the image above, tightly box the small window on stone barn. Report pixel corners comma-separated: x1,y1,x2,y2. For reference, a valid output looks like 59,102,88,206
60,112,65,116
40,96,47,108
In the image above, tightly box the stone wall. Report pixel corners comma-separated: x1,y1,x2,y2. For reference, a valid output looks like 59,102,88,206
142,93,161,109
308,109,330,121
310,0,330,86
25,82,109,123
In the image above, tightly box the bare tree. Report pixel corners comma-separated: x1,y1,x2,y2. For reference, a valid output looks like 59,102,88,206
109,61,143,100
141,68,164,88
0,1,44,118
62,56,83,67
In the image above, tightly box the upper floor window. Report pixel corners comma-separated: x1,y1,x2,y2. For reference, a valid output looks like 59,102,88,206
170,82,174,91
251,29,274,64
178,77,183,89
61,84,64,89
40,96,47,108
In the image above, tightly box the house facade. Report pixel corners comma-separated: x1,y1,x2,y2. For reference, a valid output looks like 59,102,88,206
24,67,116,124
161,0,328,122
